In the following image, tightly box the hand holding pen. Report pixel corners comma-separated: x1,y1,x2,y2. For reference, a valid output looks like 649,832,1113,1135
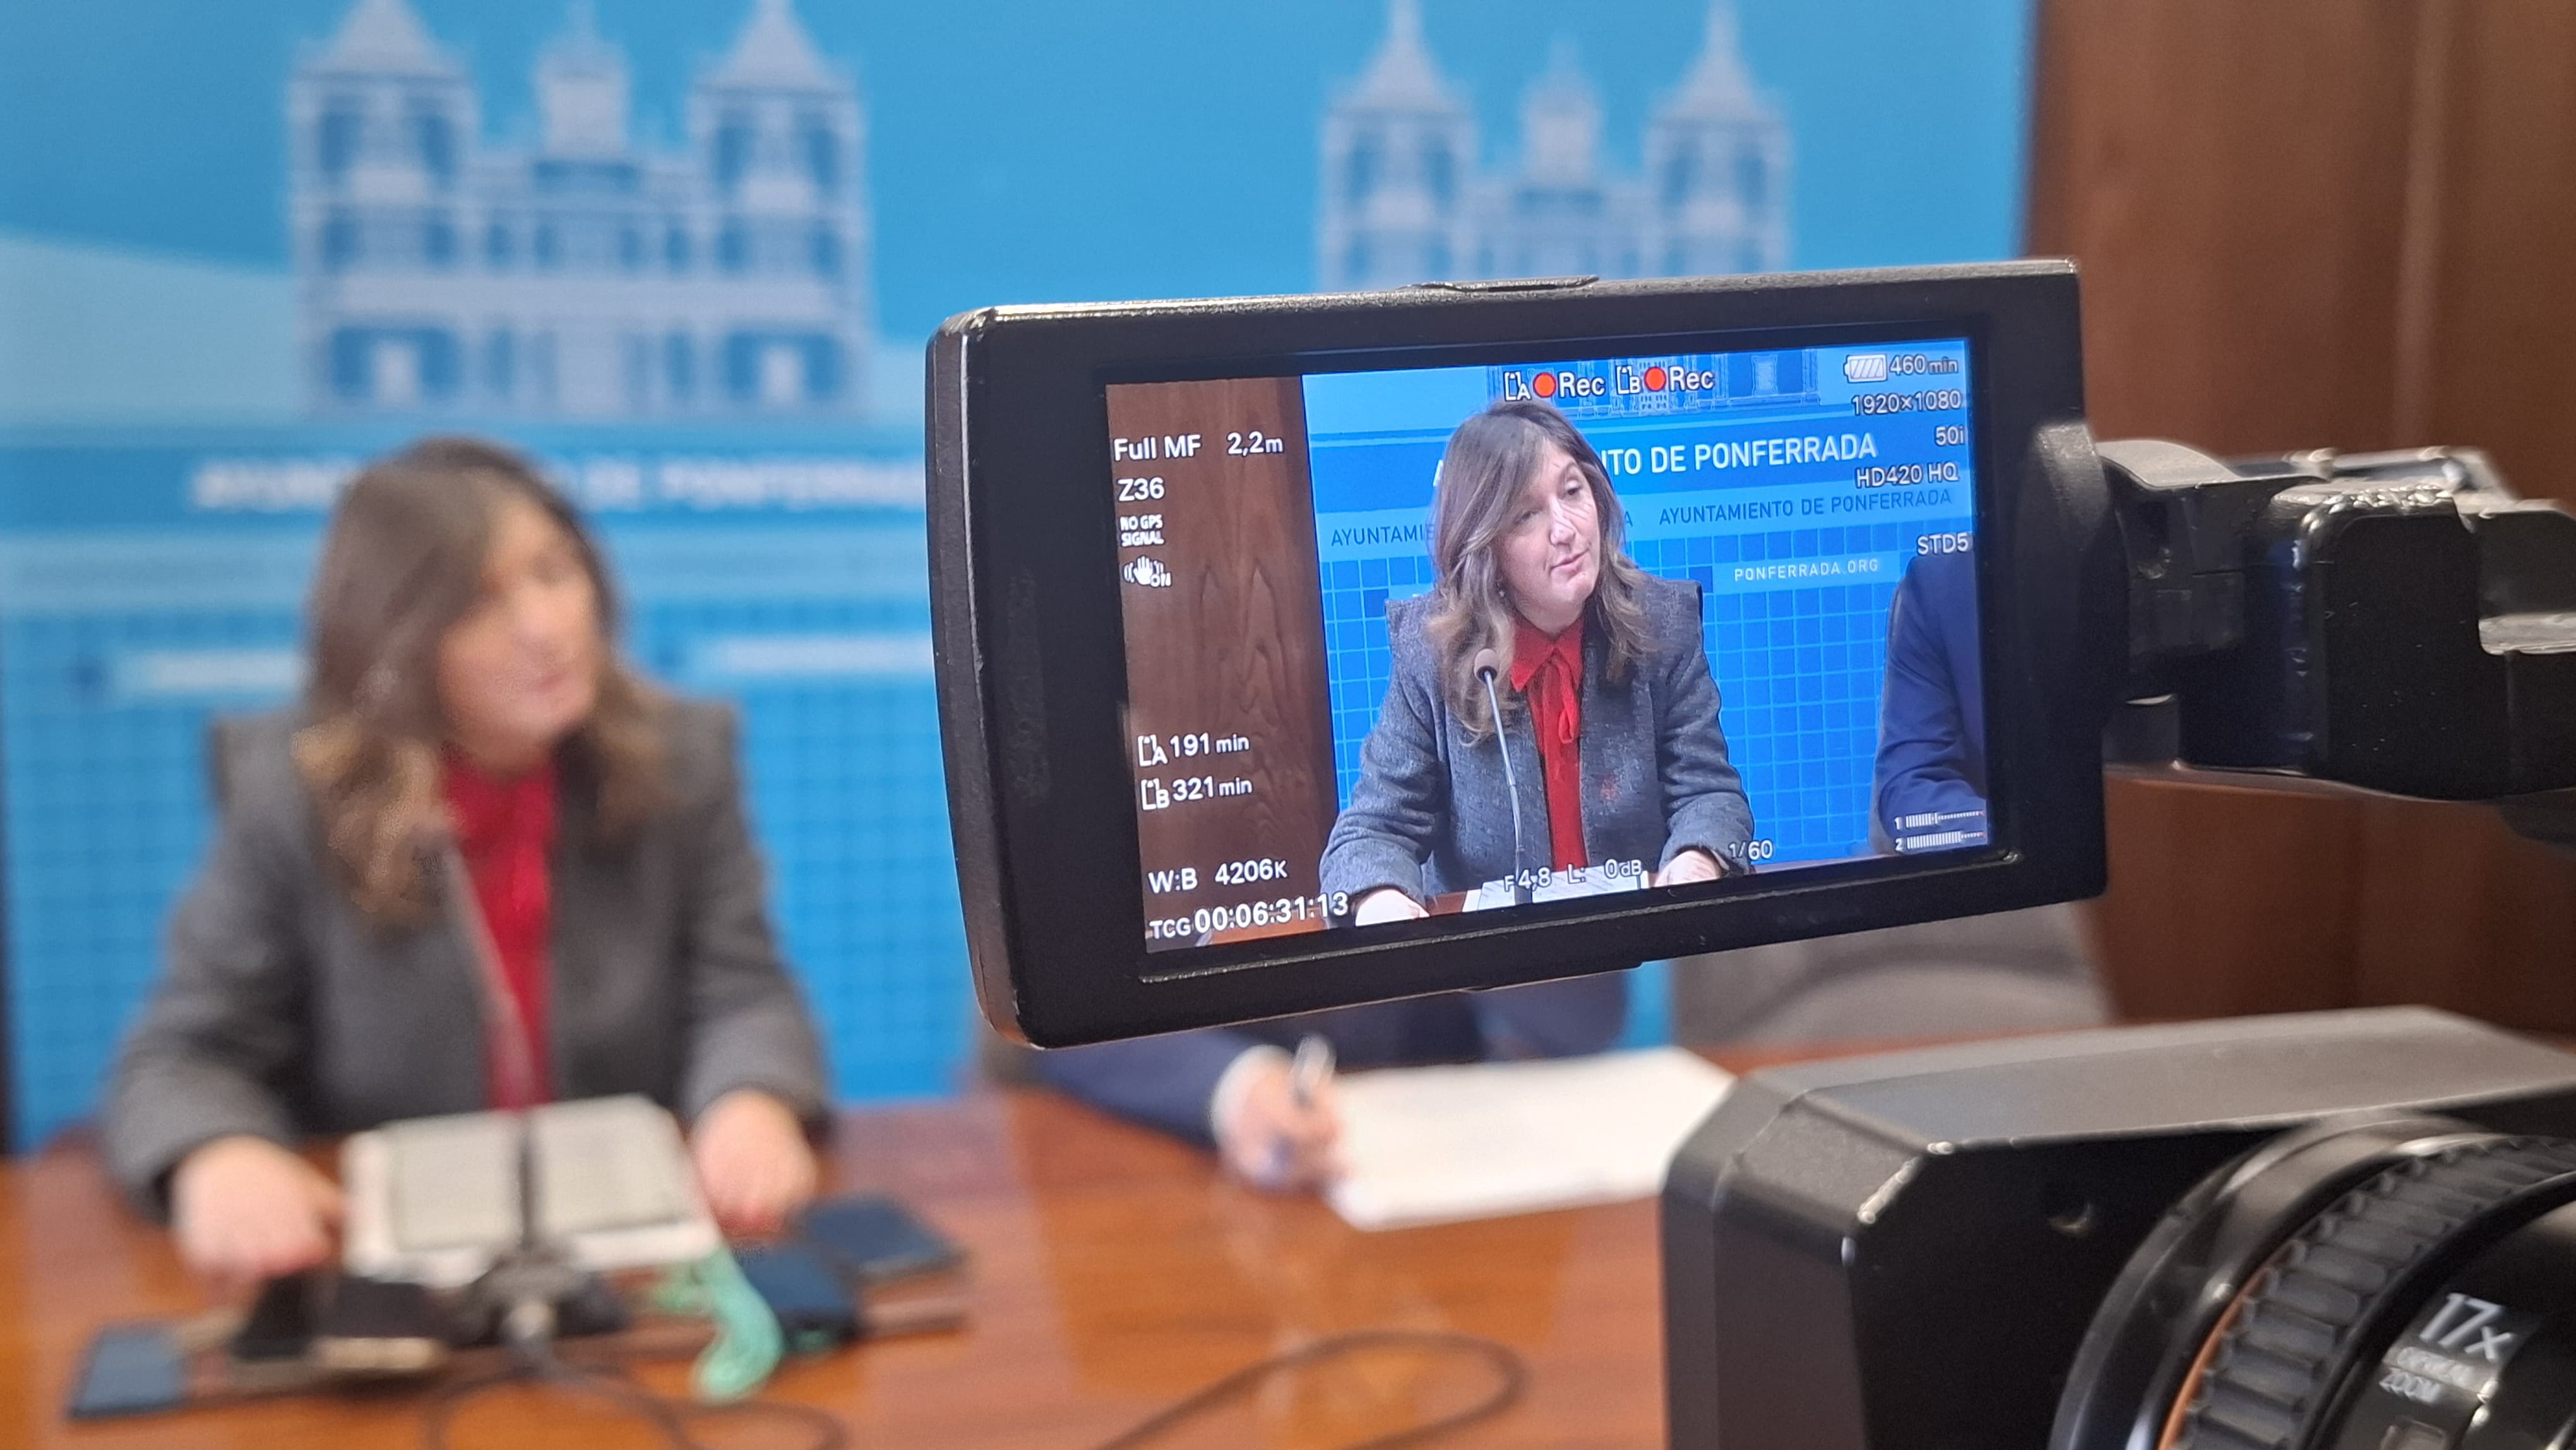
1219,1033,1342,1191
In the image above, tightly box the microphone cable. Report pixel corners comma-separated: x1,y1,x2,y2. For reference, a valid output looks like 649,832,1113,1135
420,1341,845,1450
418,1326,1523,1450
1082,1327,1528,1450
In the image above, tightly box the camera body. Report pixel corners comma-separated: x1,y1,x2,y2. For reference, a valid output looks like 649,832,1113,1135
1662,1008,2576,1450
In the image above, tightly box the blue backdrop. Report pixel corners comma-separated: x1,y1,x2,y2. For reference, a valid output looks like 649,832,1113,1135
0,0,2032,1147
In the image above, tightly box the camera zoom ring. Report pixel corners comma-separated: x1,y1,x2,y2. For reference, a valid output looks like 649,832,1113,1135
2169,1137,2576,1450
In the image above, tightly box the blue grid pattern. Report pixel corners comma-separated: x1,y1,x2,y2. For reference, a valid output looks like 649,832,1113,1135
1317,517,1974,866
2,610,297,1146
629,594,964,1108
1321,554,1436,801
3,529,966,1148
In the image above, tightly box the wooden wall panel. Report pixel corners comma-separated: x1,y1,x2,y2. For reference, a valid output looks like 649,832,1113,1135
2345,1,2576,1022
2092,780,2362,1019
2419,2,2576,506
2033,0,2576,1026
2025,0,2424,454
2025,0,2427,1019
1107,379,1341,942
2352,798,2576,1027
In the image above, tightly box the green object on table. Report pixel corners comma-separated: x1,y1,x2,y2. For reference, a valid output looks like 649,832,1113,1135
649,1262,711,1317
653,1247,784,1402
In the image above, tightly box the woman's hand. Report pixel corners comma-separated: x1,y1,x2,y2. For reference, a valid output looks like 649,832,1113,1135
1216,1059,1344,1191
1351,887,1429,926
1655,848,1725,887
170,1135,344,1292
691,1089,820,1238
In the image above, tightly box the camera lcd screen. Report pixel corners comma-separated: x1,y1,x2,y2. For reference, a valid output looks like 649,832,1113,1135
1109,334,1989,955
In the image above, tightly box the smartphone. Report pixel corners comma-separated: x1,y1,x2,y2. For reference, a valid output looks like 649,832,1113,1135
313,1276,448,1375
66,1324,186,1420
230,1274,317,1364
796,1195,963,1285
734,1243,860,1351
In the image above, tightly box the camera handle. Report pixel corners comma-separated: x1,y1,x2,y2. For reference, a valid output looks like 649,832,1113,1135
2066,433,2576,844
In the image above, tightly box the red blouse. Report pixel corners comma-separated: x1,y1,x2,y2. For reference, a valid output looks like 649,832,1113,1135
444,753,556,1110
1510,618,1588,872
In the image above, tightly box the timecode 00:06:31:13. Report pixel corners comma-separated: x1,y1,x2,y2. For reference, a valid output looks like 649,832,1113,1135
1147,894,1353,942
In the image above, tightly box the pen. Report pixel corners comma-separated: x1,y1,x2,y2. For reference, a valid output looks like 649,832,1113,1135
1289,1033,1336,1110
1258,1034,1338,1186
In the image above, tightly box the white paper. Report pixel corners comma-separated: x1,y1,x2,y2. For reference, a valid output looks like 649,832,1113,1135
1324,1046,1734,1231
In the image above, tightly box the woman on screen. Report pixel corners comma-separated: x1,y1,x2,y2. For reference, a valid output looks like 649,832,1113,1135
100,438,828,1288
1321,398,1755,925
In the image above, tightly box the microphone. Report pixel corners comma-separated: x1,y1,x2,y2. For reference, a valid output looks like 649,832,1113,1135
1474,649,1533,907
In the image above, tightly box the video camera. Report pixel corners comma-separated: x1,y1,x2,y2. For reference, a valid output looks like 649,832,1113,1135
924,261,2576,1447
925,260,2576,1044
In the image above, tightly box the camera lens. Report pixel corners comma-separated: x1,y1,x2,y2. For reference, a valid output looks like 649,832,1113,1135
2318,1200,2576,1450
2053,1116,2576,1450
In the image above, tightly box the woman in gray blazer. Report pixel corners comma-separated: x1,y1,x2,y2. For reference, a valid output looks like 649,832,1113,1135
1322,399,1756,924
103,438,828,1288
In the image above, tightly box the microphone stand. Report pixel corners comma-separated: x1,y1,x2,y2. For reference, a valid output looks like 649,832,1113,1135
1476,652,1534,907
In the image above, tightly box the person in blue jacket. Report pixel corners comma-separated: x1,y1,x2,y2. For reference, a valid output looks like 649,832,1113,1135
1873,542,1991,853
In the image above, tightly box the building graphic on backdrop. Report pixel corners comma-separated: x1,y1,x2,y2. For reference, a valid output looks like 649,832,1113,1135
288,0,872,418
1318,0,1789,291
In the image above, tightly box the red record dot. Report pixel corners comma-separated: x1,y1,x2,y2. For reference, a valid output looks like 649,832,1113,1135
1534,372,1559,397
1644,366,1669,391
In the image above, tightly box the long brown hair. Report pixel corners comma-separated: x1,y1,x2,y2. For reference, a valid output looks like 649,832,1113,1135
1423,399,1652,738
292,436,665,924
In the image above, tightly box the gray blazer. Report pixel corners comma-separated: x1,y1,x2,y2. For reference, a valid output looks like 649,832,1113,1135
1321,572,1755,902
100,698,828,1211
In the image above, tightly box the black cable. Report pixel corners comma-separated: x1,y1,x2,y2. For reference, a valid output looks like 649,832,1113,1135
1081,1328,1529,1450
417,1310,1518,1450
419,1353,847,1450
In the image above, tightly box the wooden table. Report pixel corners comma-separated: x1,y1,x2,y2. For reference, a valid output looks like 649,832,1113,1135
0,1076,1738,1450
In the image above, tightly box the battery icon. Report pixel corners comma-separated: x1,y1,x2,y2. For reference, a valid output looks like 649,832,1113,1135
1843,353,1890,383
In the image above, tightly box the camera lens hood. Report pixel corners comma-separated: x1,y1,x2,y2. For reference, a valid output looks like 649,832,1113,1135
2053,1114,2576,1450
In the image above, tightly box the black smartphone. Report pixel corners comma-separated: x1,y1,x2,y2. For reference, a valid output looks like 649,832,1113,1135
66,1324,186,1420
313,1276,448,1375
796,1195,964,1285
230,1274,317,1363
316,1276,444,1339
734,1243,860,1351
